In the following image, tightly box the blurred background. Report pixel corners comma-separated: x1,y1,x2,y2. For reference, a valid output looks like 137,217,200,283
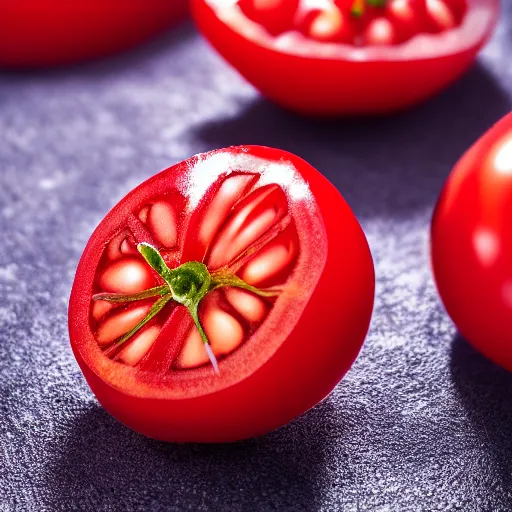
1,2,511,511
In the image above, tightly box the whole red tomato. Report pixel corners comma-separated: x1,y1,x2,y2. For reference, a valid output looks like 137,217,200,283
68,146,375,442
431,113,512,371
191,0,499,115
0,0,188,68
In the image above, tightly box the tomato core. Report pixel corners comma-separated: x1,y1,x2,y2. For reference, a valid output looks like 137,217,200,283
89,168,305,377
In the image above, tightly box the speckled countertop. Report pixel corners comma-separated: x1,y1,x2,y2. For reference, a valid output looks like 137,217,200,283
1,7,512,511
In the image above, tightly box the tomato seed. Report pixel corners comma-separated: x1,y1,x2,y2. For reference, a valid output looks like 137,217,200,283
96,303,152,345
178,299,245,368
225,288,268,324
118,325,161,366
92,299,114,321
99,257,155,294
198,174,256,248
241,240,295,286
209,207,279,269
147,201,178,248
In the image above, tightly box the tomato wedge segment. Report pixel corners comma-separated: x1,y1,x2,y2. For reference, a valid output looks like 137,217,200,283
191,0,498,115
69,146,375,442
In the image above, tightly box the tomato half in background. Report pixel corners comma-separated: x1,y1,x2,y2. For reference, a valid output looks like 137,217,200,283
431,113,512,371
0,0,188,68
69,146,375,443
191,0,499,115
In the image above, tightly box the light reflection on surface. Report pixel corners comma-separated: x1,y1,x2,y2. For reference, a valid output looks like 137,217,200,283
494,135,512,175
473,227,500,267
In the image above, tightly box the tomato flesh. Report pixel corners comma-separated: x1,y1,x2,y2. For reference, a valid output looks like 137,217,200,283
239,0,299,35
386,0,426,43
431,113,512,371
191,0,498,115
425,0,457,31
69,146,375,442
237,0,466,46
299,4,357,44
91,175,300,370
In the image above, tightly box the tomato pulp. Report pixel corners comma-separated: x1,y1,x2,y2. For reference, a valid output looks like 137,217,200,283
431,113,512,371
69,146,375,442
0,0,188,68
191,0,499,115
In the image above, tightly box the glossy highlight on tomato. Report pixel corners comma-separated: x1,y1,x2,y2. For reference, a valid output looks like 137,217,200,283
0,0,188,68
69,146,375,442
431,113,512,371
191,0,499,115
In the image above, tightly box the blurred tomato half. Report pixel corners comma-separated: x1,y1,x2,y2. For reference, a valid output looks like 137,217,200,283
1,0,188,68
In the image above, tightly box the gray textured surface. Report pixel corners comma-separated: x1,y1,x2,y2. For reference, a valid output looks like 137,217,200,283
1,9,512,511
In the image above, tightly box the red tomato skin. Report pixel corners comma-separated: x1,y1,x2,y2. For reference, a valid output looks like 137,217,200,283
0,0,188,68
69,146,375,442
431,113,512,371
191,0,499,116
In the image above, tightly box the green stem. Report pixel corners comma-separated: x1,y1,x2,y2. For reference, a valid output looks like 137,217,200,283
94,242,283,374
211,270,281,298
108,294,174,350
187,305,219,374
93,284,169,303
351,0,386,17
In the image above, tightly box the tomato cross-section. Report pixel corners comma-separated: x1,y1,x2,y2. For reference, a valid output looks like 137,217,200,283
191,0,499,115
69,146,375,442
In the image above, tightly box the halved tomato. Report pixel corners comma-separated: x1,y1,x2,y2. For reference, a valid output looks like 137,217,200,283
69,146,375,442
191,0,499,115
0,0,188,68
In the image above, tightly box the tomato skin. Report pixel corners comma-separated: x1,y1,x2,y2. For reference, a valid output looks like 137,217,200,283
431,113,512,371
191,0,499,116
69,146,375,442
0,0,188,68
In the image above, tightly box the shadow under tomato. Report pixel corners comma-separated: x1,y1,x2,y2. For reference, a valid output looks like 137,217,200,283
192,62,511,221
450,335,512,496
43,397,348,511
